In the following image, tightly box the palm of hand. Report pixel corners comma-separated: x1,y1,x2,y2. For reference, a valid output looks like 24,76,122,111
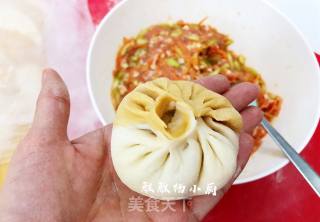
0,70,262,222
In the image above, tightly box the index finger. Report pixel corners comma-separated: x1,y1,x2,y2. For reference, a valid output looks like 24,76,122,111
223,82,259,111
195,75,231,94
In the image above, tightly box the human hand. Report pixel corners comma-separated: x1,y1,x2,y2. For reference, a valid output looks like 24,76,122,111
0,69,262,222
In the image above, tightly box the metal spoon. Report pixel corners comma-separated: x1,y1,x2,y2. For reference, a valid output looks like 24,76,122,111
252,101,320,197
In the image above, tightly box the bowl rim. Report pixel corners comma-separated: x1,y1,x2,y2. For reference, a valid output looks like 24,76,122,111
86,0,320,184
235,0,320,184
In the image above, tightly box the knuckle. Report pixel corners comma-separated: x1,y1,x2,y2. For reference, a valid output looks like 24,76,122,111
250,106,264,120
38,90,70,106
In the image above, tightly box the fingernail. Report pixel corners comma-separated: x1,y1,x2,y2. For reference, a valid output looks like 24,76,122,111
41,69,68,99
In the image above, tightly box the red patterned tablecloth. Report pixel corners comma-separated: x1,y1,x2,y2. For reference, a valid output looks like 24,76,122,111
87,1,320,221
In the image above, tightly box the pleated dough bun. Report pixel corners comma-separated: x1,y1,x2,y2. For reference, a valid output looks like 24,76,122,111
111,78,243,200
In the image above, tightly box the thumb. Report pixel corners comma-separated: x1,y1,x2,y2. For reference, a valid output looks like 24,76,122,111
30,69,70,140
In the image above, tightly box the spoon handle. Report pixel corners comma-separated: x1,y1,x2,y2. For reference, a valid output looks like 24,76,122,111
261,118,320,197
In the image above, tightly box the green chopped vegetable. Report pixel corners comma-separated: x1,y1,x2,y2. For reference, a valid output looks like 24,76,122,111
136,38,148,45
131,56,138,62
233,60,241,70
120,62,129,69
199,60,208,68
120,42,134,55
208,39,218,46
238,55,246,64
130,55,139,63
226,38,234,46
203,58,212,65
114,71,125,81
219,63,230,73
166,58,180,68
227,52,233,64
112,77,121,91
112,78,120,86
227,52,240,70
111,87,121,108
209,69,220,75
171,29,182,37
131,49,146,62
187,34,200,41
137,48,146,56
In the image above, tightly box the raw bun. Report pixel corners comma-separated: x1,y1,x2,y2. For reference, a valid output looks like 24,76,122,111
0,0,43,45
111,78,242,200
0,0,44,165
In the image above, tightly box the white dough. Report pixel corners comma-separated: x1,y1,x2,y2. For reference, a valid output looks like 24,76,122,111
0,0,45,164
111,78,243,200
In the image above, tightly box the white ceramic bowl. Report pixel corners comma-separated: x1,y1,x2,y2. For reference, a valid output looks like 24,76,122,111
86,0,320,183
